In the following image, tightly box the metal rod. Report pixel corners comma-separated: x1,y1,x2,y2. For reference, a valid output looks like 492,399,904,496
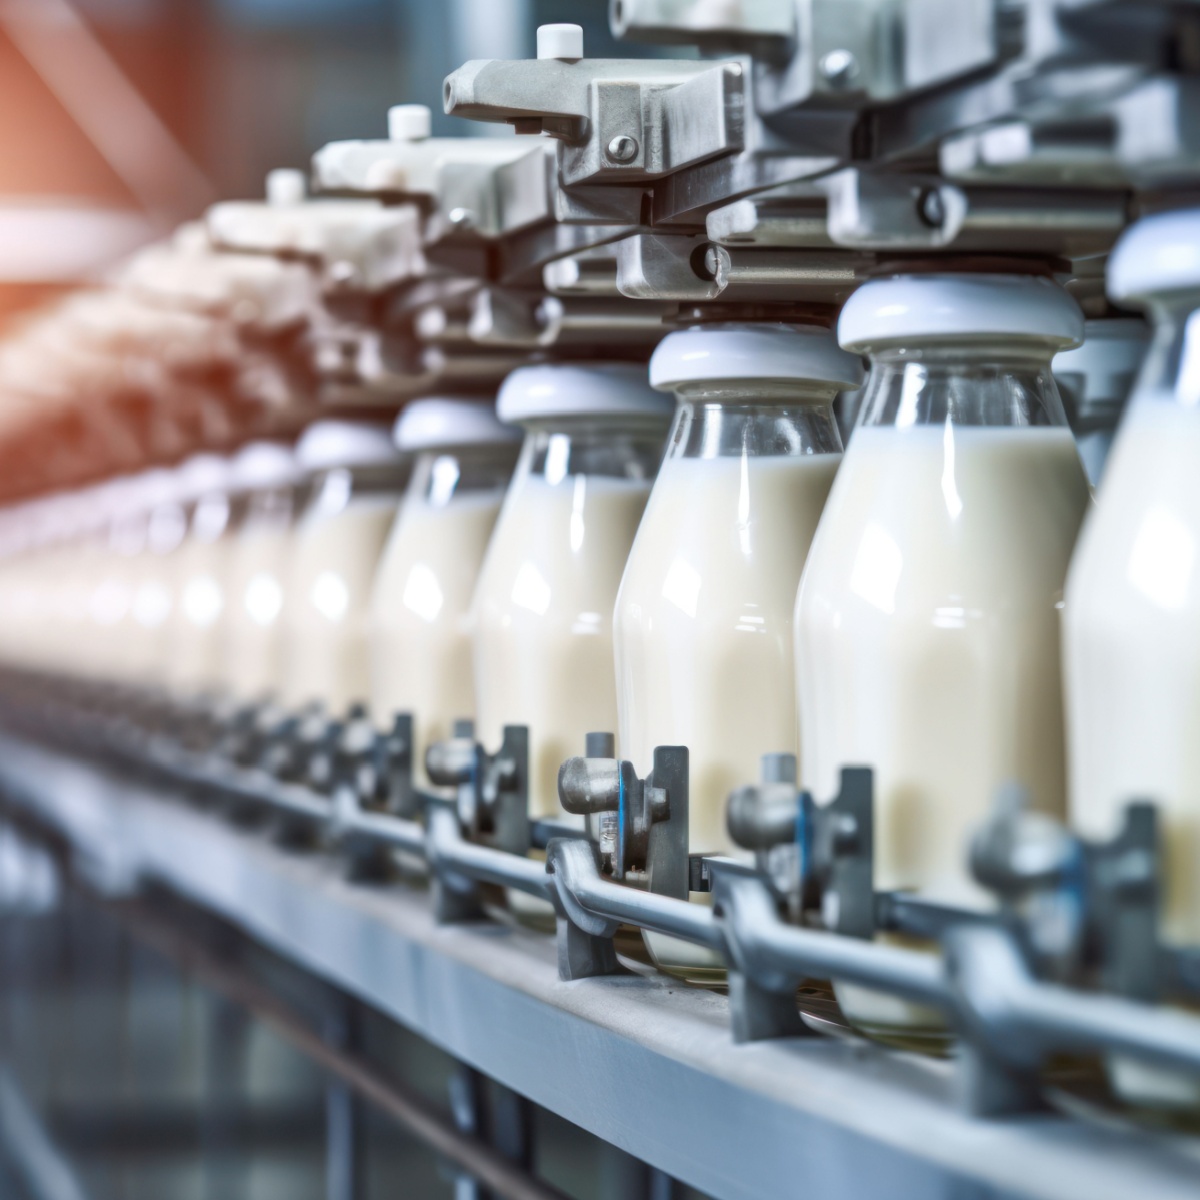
105,899,571,1200
0,1067,91,1200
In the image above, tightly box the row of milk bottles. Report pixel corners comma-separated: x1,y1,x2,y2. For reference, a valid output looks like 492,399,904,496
2,214,1199,1081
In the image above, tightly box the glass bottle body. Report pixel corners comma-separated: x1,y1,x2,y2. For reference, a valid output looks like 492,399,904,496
223,483,301,702
283,462,407,715
1064,298,1200,1107
471,420,663,821
796,342,1090,1037
369,445,517,785
615,390,842,977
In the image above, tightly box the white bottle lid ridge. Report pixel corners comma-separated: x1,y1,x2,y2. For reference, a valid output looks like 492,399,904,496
1108,209,1200,304
295,419,403,472
175,453,237,504
649,323,863,393
838,273,1084,352
231,441,303,491
393,398,520,452
496,363,673,425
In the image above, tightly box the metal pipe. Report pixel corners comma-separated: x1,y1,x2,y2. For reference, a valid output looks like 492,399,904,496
722,877,952,1010
428,807,554,900
949,926,1200,1075
334,802,426,856
551,842,726,951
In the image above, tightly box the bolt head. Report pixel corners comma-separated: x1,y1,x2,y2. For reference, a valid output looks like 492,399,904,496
819,48,858,87
606,134,639,164
447,207,476,230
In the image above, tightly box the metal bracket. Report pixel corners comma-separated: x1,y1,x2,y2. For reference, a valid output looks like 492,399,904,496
557,736,689,899
425,721,530,856
727,760,874,937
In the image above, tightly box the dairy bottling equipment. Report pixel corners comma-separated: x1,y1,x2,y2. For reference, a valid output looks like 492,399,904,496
4,4,1200,1198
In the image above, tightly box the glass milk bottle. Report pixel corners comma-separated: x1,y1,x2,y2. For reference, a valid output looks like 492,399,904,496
222,442,304,703
1064,211,1200,1109
369,399,518,785
167,454,239,699
472,364,672,827
283,420,408,716
116,469,188,691
614,323,862,976
1053,318,1148,487
796,273,1090,1040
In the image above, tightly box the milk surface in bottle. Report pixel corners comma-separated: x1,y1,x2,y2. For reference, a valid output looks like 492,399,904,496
1065,211,1200,1108
471,363,672,825
614,323,862,974
796,273,1089,1038
369,398,518,786
222,442,304,702
282,420,408,716
167,454,239,698
1053,318,1148,486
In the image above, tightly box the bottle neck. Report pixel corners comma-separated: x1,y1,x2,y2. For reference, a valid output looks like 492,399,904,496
306,461,409,519
405,445,519,509
857,343,1069,430
665,394,842,460
517,420,666,486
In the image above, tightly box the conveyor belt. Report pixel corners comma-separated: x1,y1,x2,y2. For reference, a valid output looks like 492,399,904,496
1,734,1198,1200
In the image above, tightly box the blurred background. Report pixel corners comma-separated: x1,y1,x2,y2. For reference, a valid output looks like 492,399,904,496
0,0,680,327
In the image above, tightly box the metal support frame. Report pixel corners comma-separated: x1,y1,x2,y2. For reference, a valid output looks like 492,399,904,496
4,678,1200,1131
6,734,1200,1199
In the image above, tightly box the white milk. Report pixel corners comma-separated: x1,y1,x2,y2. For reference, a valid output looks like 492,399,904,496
798,424,1089,906
369,488,504,784
282,491,400,715
1066,397,1200,944
113,502,187,688
616,453,840,855
167,496,235,697
1070,396,1200,1113
1064,396,1200,1111
223,506,295,702
472,473,652,818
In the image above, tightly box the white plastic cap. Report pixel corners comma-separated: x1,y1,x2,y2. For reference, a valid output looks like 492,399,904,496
176,453,236,504
839,274,1084,353
266,168,307,207
231,441,303,491
650,323,863,394
393,398,520,453
497,363,673,425
537,23,583,60
131,468,181,511
1052,318,1148,409
1108,209,1200,305
388,104,432,142
295,419,402,472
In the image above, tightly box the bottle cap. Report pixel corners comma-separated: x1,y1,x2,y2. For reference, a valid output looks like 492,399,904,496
497,363,673,425
839,274,1084,353
1108,209,1200,304
650,323,863,394
295,419,403,472
393,398,519,452
231,441,303,491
